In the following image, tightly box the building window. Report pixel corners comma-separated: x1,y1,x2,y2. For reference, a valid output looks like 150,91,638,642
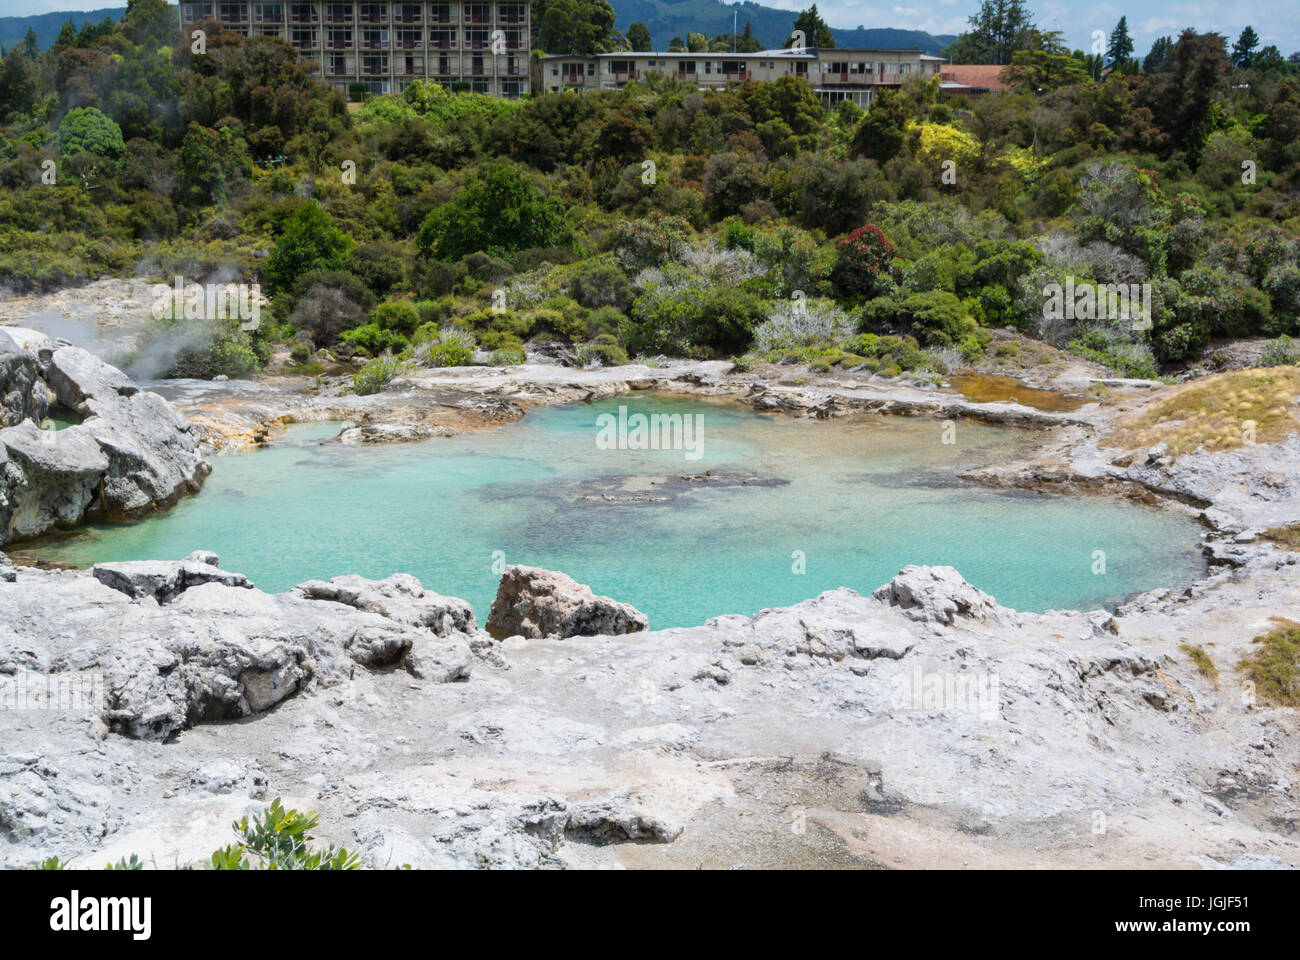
328,27,352,48
429,28,455,49
429,2,451,23
184,3,215,21
498,3,527,24
393,3,421,23
325,3,352,23
678,60,695,75
287,3,315,23
362,28,388,49
358,3,388,24
254,2,283,22
464,3,491,24
291,26,317,48
220,3,249,22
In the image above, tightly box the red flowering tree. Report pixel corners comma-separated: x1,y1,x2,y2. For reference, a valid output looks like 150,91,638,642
834,224,895,296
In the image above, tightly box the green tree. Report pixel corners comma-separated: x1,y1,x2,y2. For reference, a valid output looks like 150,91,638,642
1144,36,1174,72
55,107,126,159
626,22,652,51
53,21,78,50
1232,26,1260,68
416,164,575,261
964,0,1034,65
851,89,908,161
1003,30,1090,91
785,6,834,49
537,0,620,55
687,32,708,53
1107,17,1134,67
266,201,355,294
122,0,179,49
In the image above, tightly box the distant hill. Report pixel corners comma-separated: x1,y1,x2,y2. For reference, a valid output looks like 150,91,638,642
612,0,956,53
0,7,126,53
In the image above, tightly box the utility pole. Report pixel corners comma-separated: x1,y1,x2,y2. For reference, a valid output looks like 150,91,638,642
733,11,737,53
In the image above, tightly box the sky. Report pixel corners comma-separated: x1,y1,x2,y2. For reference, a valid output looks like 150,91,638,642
2,0,1298,57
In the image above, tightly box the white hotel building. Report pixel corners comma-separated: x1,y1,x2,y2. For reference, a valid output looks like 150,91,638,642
179,1,532,98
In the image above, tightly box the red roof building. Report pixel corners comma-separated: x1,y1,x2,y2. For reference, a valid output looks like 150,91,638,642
939,64,1012,94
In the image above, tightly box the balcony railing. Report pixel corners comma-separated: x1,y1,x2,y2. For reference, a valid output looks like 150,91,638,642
428,38,458,49
562,74,585,85
613,70,638,82
289,12,319,23
327,36,352,48
396,38,423,49
361,62,390,75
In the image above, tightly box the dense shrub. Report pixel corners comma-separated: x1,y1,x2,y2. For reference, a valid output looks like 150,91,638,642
834,224,896,297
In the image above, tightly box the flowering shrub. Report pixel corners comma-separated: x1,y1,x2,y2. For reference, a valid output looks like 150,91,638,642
833,224,896,296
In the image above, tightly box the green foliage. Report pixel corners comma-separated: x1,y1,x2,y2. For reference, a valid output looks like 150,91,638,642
207,799,362,870
55,106,125,159
626,282,765,356
265,201,355,295
417,164,574,262
352,353,406,395
576,332,630,366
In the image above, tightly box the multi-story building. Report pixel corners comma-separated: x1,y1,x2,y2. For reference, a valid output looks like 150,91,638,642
179,1,531,99
535,47,947,107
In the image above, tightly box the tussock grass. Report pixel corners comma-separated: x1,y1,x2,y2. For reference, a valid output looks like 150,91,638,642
1262,524,1300,550
1106,367,1300,458
1179,642,1218,681
1238,619,1300,707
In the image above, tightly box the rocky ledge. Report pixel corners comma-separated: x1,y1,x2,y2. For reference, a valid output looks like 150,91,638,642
0,330,209,547
1,556,1296,869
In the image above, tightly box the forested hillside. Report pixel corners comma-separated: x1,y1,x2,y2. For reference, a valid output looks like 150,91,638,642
0,0,1297,386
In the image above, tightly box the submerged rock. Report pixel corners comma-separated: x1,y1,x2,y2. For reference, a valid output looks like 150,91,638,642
0,343,209,546
485,565,649,640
